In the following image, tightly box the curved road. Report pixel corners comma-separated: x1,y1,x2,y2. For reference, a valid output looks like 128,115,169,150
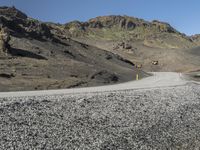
0,72,197,98
1,72,200,149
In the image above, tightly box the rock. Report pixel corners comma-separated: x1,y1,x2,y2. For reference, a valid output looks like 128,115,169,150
105,54,112,60
88,16,136,30
114,42,132,50
0,6,27,20
119,19,126,28
152,20,176,33
25,21,52,39
0,8,52,41
125,20,136,30
88,21,103,28
65,21,85,31
90,70,119,83
124,43,132,49
0,26,10,56
152,61,159,65
0,73,15,78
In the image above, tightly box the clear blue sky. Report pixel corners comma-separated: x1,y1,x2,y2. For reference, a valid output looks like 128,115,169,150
0,0,199,35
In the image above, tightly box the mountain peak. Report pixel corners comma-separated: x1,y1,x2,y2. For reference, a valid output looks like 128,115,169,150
64,15,178,34
87,15,147,29
0,6,27,19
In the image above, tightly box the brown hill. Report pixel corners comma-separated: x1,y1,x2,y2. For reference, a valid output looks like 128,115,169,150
56,15,200,72
0,7,148,91
61,15,195,49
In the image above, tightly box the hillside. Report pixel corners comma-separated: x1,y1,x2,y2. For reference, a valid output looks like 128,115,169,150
0,6,200,91
0,7,149,91
54,15,200,72
58,15,195,49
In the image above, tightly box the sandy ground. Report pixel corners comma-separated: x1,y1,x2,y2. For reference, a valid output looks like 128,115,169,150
0,72,200,149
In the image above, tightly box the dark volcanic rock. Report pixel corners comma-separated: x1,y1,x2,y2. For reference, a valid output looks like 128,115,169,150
65,21,85,30
0,73,15,78
0,7,52,40
0,6,27,19
8,47,47,60
25,20,52,39
152,20,177,33
0,26,10,56
88,21,103,28
91,70,119,83
125,20,136,30
88,16,136,29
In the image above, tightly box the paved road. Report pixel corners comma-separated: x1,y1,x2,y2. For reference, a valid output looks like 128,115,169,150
0,72,197,98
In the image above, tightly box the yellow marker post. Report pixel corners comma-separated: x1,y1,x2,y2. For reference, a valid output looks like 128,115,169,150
136,74,139,80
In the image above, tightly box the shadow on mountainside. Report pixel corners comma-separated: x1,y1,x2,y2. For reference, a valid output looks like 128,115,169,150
8,47,47,60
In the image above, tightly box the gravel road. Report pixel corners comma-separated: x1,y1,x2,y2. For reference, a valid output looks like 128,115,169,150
0,72,190,98
0,72,200,149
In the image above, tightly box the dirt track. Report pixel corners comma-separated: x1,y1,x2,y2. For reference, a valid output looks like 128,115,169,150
0,72,200,149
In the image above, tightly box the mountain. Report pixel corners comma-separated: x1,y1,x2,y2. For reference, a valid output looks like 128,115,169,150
0,6,199,91
0,7,149,91
54,15,200,72
59,15,195,49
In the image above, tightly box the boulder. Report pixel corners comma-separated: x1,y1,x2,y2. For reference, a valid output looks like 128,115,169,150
152,61,159,65
119,19,126,28
125,20,136,30
89,21,103,28
124,43,132,49
0,26,10,56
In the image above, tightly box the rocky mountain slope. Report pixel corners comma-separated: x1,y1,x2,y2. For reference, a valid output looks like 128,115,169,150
0,7,149,91
57,15,196,49
0,6,200,91
55,15,200,72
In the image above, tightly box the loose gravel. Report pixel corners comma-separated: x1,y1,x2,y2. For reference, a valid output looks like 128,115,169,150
1,83,200,149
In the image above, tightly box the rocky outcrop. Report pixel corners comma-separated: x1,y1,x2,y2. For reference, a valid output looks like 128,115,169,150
64,16,143,31
63,15,194,50
0,26,10,56
113,42,132,50
25,20,52,39
151,20,177,33
190,34,200,45
0,6,52,41
88,16,137,29
90,70,119,83
119,19,136,30
64,15,180,33
0,6,27,19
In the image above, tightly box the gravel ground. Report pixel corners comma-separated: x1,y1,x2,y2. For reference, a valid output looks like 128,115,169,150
0,83,200,149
